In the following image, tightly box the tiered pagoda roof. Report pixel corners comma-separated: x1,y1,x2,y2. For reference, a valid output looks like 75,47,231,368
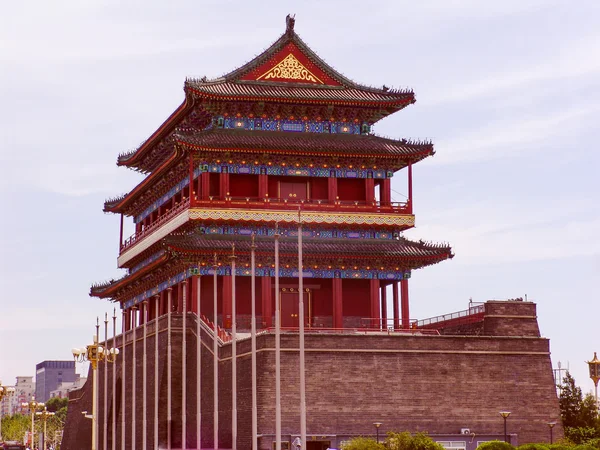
175,129,433,160
90,233,453,300
116,15,416,175
184,15,414,109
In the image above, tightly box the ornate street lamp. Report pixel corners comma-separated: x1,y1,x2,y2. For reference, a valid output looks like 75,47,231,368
499,411,511,443
373,422,383,444
72,318,120,450
36,406,55,450
0,381,16,442
22,396,45,449
587,352,600,416
547,422,556,444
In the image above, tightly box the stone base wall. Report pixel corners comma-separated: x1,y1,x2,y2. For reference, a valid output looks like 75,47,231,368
62,301,562,450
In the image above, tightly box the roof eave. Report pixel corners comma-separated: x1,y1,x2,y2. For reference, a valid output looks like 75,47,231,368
116,99,191,168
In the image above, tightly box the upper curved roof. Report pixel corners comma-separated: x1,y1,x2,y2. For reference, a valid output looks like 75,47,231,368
175,128,433,161
185,16,414,108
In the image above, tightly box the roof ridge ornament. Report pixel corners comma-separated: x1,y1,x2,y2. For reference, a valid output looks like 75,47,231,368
286,14,296,36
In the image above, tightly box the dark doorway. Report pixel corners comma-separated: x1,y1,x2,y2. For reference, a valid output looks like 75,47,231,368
307,441,331,450
279,180,308,200
279,288,310,328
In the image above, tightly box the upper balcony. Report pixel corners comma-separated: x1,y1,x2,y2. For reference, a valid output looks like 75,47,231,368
118,193,414,267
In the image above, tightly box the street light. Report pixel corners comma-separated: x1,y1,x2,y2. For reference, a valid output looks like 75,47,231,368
72,318,120,450
499,411,511,443
0,381,16,442
587,352,600,416
547,422,556,444
373,422,383,444
22,396,45,449
36,406,55,450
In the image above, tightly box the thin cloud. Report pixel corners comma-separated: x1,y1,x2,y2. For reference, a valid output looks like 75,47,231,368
431,103,600,164
424,33,600,105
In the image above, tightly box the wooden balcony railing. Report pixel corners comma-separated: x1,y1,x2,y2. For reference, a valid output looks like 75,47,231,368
120,195,411,254
416,304,485,329
120,198,190,252
195,195,410,214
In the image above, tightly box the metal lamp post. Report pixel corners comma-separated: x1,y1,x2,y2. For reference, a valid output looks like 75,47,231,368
499,411,511,443
36,406,55,450
587,352,600,416
72,318,120,450
0,382,16,442
22,396,45,449
547,422,556,444
373,422,382,444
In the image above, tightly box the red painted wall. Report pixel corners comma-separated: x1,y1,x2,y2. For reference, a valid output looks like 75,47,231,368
337,178,366,201
310,178,328,200
209,173,220,197
342,278,370,316
229,174,259,198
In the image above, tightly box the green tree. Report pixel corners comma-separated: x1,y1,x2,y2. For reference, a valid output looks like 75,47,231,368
340,436,386,450
385,432,446,450
559,371,600,444
45,396,68,413
476,441,515,450
0,413,29,443
560,372,584,429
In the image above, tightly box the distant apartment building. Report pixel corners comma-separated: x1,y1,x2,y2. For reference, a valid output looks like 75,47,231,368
0,384,15,417
49,376,85,399
11,376,35,415
35,361,77,403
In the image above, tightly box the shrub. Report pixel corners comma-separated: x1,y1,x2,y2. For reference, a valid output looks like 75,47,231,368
340,437,386,450
476,441,516,450
518,444,550,450
385,432,446,450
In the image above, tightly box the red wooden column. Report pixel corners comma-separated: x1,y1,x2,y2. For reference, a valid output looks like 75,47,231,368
124,309,130,331
160,290,167,316
119,213,124,250
188,156,196,207
365,178,375,204
261,277,273,328
258,174,268,200
201,172,210,199
191,276,198,314
369,279,380,328
328,176,338,203
176,282,183,313
220,171,230,199
381,178,391,205
401,279,410,329
407,162,413,213
332,278,343,329
222,275,232,328
380,284,388,328
139,302,145,325
392,282,399,330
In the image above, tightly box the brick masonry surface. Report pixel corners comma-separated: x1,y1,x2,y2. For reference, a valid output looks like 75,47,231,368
62,301,562,449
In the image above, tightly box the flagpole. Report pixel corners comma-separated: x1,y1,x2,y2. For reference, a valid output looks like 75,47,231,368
103,313,108,450
182,279,188,450
251,234,258,450
154,295,159,450
112,308,117,450
212,253,219,450
298,210,307,450
274,224,282,450
230,245,238,450
196,273,202,450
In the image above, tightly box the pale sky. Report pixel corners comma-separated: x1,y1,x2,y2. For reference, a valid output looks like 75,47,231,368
1,1,598,395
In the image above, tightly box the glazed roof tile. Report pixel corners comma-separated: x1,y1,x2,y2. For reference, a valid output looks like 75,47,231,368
185,80,414,105
185,17,414,107
176,128,433,159
166,233,452,260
